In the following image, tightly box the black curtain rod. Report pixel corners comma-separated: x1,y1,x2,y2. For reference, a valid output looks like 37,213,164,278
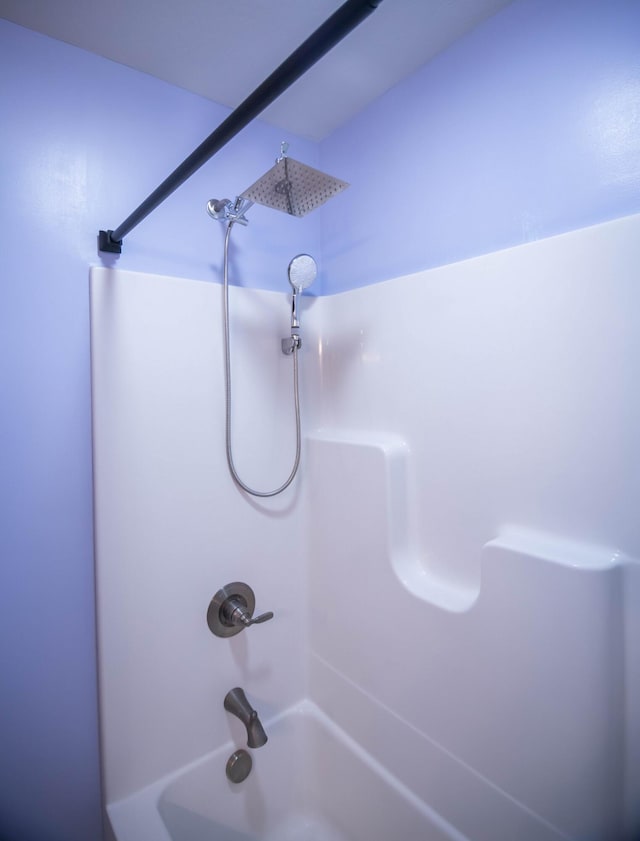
98,0,382,254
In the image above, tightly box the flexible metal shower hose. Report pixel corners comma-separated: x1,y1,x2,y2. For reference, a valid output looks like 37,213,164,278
222,221,302,497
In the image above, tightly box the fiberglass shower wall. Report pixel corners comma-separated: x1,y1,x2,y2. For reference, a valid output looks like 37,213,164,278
302,214,640,840
91,269,322,808
92,216,640,840
308,0,640,837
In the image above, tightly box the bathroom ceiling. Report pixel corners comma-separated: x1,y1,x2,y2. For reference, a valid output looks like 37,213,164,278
0,0,513,140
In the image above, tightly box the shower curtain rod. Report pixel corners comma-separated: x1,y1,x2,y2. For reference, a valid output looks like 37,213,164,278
98,0,382,254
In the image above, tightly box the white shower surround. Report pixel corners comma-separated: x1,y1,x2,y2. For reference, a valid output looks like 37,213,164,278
90,212,640,841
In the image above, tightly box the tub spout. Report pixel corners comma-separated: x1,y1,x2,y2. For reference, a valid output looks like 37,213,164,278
223,687,268,749
246,710,268,749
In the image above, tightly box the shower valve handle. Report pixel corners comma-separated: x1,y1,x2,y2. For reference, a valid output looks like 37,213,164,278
207,582,275,638
245,610,275,626
222,597,274,629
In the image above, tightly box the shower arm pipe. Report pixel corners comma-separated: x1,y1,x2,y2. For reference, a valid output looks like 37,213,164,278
98,0,383,254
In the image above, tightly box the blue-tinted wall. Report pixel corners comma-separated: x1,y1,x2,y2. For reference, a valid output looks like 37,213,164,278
321,0,640,291
1,0,640,838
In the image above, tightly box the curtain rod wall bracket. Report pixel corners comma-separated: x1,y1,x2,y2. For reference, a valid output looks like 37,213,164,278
98,230,123,254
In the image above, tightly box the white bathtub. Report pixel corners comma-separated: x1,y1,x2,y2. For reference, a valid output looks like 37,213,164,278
107,700,468,841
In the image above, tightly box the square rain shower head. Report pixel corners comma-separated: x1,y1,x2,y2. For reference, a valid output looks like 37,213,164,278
240,157,349,217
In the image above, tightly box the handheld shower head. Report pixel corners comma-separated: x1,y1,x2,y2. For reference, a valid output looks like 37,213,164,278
287,254,317,333
288,254,317,292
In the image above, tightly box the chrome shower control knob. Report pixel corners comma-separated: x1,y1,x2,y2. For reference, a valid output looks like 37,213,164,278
207,582,274,638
